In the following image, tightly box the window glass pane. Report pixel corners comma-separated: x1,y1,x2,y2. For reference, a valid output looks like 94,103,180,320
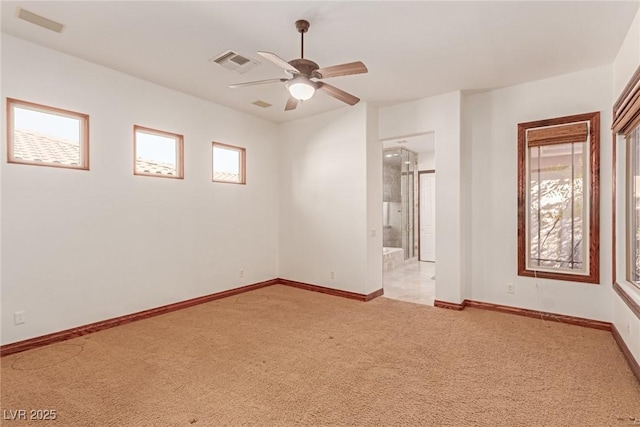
629,127,640,285
135,131,178,176
213,145,243,183
528,141,586,272
13,106,82,166
529,146,541,266
572,143,585,269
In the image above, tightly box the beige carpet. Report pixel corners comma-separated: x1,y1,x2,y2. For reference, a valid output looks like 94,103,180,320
1,285,639,426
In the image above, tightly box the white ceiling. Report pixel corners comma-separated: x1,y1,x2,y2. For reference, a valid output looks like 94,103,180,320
1,1,638,124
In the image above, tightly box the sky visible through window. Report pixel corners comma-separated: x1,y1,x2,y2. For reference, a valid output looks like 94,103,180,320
15,107,80,143
136,131,177,166
14,108,241,174
214,146,240,174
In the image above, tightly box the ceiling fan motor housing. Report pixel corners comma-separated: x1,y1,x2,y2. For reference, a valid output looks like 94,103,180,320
288,58,319,77
295,20,310,33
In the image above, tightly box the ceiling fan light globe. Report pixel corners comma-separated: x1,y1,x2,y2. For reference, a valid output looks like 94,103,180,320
287,77,316,101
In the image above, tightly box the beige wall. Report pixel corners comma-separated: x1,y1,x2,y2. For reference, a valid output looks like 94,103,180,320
278,104,376,295
1,35,280,345
463,65,613,321
612,8,640,370
379,91,465,303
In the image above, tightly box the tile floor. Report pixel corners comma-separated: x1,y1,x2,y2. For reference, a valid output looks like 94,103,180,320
383,260,436,306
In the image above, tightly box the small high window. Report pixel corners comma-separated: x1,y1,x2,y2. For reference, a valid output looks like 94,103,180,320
517,112,600,283
212,142,245,184
6,98,89,170
134,125,184,179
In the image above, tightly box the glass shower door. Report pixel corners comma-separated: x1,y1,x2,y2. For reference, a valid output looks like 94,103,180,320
401,149,417,260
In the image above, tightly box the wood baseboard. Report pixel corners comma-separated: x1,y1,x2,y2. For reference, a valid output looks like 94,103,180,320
276,278,383,302
434,299,610,331
364,287,385,301
1,278,384,357
612,325,640,384
434,300,465,310
464,300,612,331
6,278,635,384
434,297,640,383
0,279,278,357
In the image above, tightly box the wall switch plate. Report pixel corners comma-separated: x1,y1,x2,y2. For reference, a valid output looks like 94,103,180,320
370,229,376,237
507,283,515,294
330,271,335,280
14,311,25,325
239,269,244,278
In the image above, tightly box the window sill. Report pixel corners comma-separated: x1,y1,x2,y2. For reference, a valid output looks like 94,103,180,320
613,281,640,320
518,268,599,284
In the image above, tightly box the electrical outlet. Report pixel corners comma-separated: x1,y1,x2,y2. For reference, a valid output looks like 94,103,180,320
330,271,335,280
239,269,244,278
14,311,25,325
507,283,515,294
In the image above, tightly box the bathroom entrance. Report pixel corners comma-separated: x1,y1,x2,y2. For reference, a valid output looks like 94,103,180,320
381,133,436,306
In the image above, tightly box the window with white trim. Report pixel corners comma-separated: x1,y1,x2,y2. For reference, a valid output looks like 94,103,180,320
134,125,184,179
6,98,89,170
517,112,600,283
212,142,245,184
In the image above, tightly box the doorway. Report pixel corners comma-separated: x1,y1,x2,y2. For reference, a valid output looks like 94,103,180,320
381,132,436,305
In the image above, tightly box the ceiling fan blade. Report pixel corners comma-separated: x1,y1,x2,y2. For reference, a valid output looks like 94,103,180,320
257,51,300,74
284,96,299,111
314,61,368,79
229,78,287,88
317,82,360,106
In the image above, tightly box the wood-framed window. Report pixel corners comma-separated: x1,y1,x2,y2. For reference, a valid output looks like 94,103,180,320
134,125,184,179
517,112,600,283
212,142,246,184
613,65,640,291
6,98,89,170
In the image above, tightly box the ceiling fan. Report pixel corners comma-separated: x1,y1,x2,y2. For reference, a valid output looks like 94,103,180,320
230,19,368,111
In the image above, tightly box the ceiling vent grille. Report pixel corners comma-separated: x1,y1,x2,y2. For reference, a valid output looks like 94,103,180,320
210,50,259,74
252,100,272,108
16,8,64,33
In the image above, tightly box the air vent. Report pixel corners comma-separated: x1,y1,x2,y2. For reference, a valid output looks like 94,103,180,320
252,100,272,109
210,50,259,74
16,8,64,33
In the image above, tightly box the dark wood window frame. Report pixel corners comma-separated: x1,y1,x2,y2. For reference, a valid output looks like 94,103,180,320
6,98,90,170
517,111,600,284
612,65,640,311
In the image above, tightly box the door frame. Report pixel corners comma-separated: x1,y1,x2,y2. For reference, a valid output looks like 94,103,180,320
418,169,435,262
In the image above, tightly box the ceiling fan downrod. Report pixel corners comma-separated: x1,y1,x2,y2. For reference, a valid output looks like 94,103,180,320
295,19,309,59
